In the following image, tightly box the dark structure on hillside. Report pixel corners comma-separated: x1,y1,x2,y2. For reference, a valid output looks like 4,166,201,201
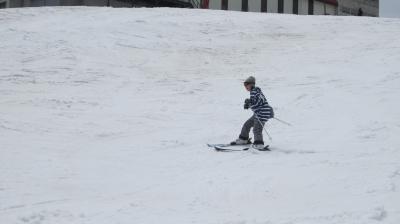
5,0,200,8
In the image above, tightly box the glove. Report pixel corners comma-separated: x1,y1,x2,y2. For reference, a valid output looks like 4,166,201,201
244,98,250,110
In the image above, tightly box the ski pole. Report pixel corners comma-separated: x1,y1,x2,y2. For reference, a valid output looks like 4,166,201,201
273,117,292,126
254,114,272,141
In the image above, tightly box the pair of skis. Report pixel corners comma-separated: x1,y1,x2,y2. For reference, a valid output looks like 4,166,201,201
207,143,270,152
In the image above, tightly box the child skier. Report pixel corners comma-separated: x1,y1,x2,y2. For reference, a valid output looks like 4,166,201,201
233,76,274,150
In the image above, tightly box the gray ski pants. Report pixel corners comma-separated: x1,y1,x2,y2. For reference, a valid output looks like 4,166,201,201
240,115,265,143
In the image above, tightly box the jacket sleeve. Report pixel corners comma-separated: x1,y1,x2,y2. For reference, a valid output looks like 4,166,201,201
250,92,265,109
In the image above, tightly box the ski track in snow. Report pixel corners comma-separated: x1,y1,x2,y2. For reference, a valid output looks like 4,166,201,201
1,6,400,224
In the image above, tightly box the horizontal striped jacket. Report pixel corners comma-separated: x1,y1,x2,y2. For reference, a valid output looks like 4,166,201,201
250,86,274,122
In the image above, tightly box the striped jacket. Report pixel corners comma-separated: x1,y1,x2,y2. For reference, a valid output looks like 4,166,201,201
250,86,274,122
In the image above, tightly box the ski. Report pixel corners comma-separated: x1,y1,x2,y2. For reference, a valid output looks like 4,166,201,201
252,145,271,151
212,144,270,152
214,146,250,151
207,143,233,148
207,143,250,148
207,138,252,148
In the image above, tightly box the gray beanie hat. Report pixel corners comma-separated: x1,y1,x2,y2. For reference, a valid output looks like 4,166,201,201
244,76,256,85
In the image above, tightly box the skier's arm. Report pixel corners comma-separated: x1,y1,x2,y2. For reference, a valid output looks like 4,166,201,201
250,93,265,109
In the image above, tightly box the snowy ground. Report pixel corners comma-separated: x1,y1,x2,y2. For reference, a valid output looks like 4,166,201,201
1,6,400,224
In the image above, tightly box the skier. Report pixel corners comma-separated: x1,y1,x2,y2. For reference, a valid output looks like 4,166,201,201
233,76,274,150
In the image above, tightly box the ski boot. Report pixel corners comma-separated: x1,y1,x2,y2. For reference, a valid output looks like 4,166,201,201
231,136,252,146
252,141,270,151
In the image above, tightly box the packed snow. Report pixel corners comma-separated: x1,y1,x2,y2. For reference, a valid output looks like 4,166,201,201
1,6,400,224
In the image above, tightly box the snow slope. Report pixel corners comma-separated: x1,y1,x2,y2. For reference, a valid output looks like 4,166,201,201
1,6,400,224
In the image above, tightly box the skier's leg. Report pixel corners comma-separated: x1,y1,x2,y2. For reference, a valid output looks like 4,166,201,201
239,116,254,140
253,119,265,145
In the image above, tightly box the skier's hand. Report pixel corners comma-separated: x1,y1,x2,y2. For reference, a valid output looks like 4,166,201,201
244,98,250,109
